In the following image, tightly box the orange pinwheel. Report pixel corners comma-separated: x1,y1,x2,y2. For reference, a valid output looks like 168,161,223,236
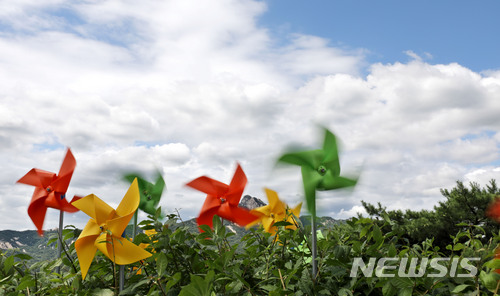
246,188,302,235
186,163,258,230
17,148,81,235
72,179,152,280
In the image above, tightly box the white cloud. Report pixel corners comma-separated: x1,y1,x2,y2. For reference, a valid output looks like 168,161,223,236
1,1,499,232
334,205,367,219
404,50,433,62
278,35,365,77
465,167,500,185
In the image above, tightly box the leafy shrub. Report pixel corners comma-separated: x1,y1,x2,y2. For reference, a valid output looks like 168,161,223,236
1,210,500,295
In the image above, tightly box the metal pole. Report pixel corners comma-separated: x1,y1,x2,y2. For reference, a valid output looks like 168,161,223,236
311,214,317,280
133,211,138,239
56,210,64,274
120,211,138,292
119,265,125,292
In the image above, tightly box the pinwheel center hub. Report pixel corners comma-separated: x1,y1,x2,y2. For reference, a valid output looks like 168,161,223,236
99,225,109,234
318,165,327,176
143,190,152,200
46,186,53,193
220,197,226,203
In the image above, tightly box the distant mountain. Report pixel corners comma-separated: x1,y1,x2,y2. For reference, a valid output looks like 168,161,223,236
299,215,343,229
1,196,344,261
0,229,58,261
239,195,266,210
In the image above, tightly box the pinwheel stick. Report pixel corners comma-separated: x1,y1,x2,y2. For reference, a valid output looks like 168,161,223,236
58,211,63,255
120,211,138,292
311,215,318,279
119,266,124,292
133,210,138,238
56,210,64,274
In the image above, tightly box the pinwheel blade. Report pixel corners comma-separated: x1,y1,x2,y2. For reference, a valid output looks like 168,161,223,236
278,150,321,170
116,178,140,217
27,198,48,236
123,173,143,184
52,149,76,193
320,171,357,190
186,176,228,197
264,188,281,213
73,194,115,225
94,233,112,261
251,204,272,217
59,195,83,213
220,205,259,227
152,173,166,197
75,220,100,280
487,197,500,222
111,236,152,265
107,212,136,239
95,233,151,266
226,164,247,205
245,212,265,229
43,192,60,209
57,148,76,177
147,173,166,215
197,207,220,229
262,216,275,233
322,128,340,165
17,169,55,188
301,167,323,216
136,177,149,197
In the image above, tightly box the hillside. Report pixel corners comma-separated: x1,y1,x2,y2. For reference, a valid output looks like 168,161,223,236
0,195,344,261
0,229,58,262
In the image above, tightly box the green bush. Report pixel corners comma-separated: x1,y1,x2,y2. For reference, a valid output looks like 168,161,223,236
2,210,500,295
362,180,500,251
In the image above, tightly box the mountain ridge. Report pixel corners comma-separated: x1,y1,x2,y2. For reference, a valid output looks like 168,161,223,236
1,196,344,261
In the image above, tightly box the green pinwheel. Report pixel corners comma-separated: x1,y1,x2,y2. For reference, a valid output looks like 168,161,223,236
278,127,358,278
278,127,357,217
123,172,165,217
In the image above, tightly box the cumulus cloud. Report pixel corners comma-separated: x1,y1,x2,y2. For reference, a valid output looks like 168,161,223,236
1,0,499,232
334,205,368,220
465,167,500,185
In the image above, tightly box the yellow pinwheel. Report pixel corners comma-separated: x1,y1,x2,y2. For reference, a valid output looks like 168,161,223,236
72,179,152,280
247,188,302,235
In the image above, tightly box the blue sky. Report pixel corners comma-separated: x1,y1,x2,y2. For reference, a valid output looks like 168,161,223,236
0,0,499,232
260,0,500,72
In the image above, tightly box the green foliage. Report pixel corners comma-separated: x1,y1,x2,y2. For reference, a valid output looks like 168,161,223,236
0,229,61,263
362,179,500,250
1,209,500,295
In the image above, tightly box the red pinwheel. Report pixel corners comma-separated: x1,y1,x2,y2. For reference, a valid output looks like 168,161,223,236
186,163,258,230
17,148,81,235
486,196,500,223
486,196,500,274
